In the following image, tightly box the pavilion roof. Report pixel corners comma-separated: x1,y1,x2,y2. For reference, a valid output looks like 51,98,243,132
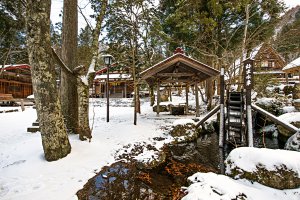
140,52,219,86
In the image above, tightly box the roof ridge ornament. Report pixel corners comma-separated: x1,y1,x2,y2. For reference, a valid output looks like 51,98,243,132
174,47,184,54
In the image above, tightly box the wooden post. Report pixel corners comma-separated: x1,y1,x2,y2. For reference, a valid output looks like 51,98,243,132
157,81,161,115
244,59,254,147
219,68,225,147
195,82,200,117
124,81,127,98
169,84,172,102
150,86,155,106
185,85,189,114
21,99,25,111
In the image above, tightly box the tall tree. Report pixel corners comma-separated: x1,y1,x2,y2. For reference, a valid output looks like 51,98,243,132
105,0,161,124
77,0,108,140
26,0,71,161
61,0,79,134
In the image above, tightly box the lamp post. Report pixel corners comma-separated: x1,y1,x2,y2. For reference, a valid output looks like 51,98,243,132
103,54,113,122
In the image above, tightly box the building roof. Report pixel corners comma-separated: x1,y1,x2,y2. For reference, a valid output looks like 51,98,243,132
94,73,132,80
282,57,300,73
140,52,219,86
2,64,31,71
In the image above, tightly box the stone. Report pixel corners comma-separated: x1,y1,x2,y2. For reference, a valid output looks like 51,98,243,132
225,147,300,189
135,151,167,170
255,98,284,116
293,99,300,111
292,83,300,99
152,105,169,112
285,131,300,152
170,124,198,143
168,142,200,163
27,126,40,133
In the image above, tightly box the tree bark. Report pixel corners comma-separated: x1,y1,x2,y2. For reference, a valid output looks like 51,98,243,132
26,0,71,161
61,0,79,134
78,0,108,140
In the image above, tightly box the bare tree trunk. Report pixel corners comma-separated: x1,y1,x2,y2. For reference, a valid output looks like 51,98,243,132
78,0,108,140
61,0,79,134
26,0,71,161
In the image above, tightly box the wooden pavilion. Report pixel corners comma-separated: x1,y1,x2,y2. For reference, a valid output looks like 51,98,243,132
140,48,220,116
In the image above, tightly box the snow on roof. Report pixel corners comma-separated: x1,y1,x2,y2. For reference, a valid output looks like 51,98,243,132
2,64,31,70
282,57,300,72
253,70,284,74
94,73,131,80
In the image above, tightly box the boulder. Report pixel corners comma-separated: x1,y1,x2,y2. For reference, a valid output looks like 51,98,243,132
152,105,169,112
136,151,167,170
168,142,201,163
293,83,300,99
225,147,300,189
255,98,284,116
277,112,300,138
170,123,198,143
285,131,300,152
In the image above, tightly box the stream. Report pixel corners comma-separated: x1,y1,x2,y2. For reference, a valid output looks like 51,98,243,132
77,120,285,200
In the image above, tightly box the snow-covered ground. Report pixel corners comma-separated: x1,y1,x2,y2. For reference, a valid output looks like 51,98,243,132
0,98,198,200
1,97,300,200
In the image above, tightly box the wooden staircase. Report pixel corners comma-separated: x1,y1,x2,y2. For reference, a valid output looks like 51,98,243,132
226,92,246,146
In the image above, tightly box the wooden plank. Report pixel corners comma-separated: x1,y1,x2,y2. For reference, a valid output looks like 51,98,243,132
157,72,194,77
195,105,220,128
252,104,299,133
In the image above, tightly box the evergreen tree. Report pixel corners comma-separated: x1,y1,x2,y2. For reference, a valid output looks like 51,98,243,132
0,0,27,65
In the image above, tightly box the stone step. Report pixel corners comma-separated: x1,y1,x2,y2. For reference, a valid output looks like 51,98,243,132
27,126,40,133
32,122,39,126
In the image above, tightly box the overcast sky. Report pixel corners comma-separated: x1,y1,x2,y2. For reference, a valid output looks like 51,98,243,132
50,0,300,32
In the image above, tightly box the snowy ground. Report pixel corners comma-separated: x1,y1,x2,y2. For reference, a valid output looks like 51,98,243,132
1,97,300,200
0,98,199,200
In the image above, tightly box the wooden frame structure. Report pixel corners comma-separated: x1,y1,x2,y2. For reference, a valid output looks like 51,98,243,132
0,64,33,98
140,49,220,116
92,67,134,98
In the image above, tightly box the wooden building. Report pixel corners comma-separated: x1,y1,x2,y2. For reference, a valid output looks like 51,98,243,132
0,64,33,98
230,43,288,83
92,66,134,98
251,43,286,77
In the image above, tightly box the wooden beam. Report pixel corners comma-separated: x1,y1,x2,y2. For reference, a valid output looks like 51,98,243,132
195,82,200,117
195,105,220,128
185,85,189,114
251,104,299,133
157,81,161,115
157,72,194,77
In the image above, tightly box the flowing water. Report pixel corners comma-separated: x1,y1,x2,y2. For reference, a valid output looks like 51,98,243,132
77,123,285,200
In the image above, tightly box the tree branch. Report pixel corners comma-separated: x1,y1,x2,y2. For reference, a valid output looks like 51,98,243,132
51,47,74,75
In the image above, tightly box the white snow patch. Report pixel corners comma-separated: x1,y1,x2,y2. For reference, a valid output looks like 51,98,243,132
283,106,297,113
225,147,300,177
173,119,195,126
182,172,300,200
278,112,300,124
